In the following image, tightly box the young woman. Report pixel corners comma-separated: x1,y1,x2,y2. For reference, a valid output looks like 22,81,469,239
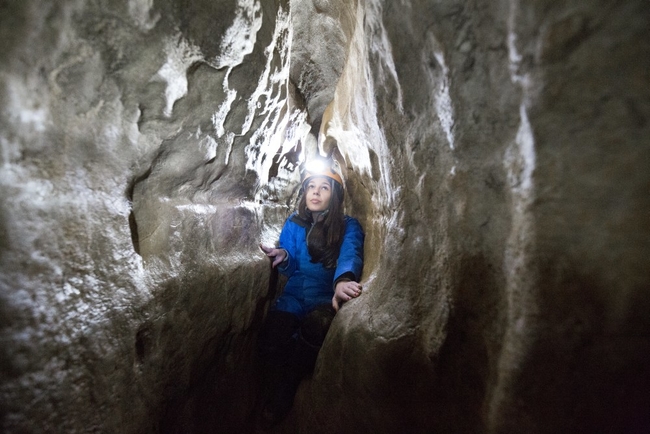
257,159,364,428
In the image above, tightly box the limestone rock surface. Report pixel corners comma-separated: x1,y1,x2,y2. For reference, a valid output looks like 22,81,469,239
1,0,649,433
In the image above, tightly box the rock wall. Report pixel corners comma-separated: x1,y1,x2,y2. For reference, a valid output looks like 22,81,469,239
0,0,302,432
1,0,649,433
298,1,650,433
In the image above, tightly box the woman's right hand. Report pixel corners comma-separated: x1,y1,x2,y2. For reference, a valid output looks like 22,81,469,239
332,280,363,311
259,244,287,268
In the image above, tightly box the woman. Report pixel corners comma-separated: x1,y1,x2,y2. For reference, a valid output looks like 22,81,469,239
258,159,364,428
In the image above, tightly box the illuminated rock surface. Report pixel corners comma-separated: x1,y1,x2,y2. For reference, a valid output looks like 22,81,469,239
1,0,648,433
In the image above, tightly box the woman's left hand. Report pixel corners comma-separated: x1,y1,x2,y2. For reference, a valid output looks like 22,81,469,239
332,280,363,311
259,244,287,268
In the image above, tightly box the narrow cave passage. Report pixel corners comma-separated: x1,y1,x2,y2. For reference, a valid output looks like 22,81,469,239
0,0,649,433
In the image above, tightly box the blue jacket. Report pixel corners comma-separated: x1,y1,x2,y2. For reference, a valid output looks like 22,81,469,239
273,212,364,317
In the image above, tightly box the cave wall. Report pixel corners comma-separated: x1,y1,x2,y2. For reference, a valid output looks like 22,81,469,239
0,0,304,432
298,0,650,433
1,0,649,433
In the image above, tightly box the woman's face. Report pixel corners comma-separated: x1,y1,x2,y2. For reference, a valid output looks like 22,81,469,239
305,176,332,212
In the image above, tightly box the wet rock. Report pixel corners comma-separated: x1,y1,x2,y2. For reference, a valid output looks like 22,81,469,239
1,0,649,433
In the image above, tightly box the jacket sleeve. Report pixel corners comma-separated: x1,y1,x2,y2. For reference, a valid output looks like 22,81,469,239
334,217,364,283
277,216,298,277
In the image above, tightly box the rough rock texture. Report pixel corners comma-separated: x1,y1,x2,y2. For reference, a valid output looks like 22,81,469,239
1,0,649,433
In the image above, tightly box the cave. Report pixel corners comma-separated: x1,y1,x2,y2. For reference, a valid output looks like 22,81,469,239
1,0,649,433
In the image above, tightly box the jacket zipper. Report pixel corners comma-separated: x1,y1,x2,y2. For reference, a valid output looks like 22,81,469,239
306,222,315,247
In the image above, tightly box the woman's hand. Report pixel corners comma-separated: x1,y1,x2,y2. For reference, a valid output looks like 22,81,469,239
259,244,287,268
332,280,363,311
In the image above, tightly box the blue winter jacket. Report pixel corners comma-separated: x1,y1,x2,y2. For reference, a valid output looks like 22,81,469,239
272,212,364,318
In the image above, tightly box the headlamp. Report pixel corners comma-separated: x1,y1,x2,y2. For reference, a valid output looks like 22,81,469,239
302,159,343,186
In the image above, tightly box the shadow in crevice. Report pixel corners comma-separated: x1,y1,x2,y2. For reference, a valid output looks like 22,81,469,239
426,253,501,434
145,264,284,434
125,167,152,256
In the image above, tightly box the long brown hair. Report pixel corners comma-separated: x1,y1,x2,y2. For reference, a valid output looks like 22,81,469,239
297,178,345,268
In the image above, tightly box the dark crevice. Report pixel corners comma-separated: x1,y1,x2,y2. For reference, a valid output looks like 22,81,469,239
125,167,152,256
128,212,141,256
135,322,153,364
